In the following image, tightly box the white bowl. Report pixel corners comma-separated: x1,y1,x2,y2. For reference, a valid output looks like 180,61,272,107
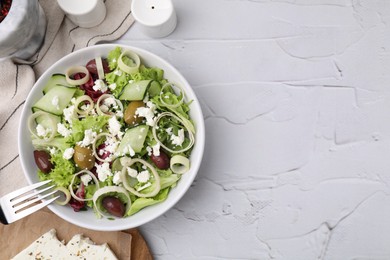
18,44,205,231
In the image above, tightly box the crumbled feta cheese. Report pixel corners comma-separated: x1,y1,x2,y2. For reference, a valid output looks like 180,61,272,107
135,106,155,126
78,129,97,147
63,147,74,160
152,143,160,156
108,83,117,90
99,104,109,113
116,110,123,118
104,136,119,154
114,70,122,76
146,101,156,111
128,79,134,84
127,167,138,178
49,147,57,155
80,174,92,186
52,96,59,109
146,146,152,156
124,145,135,157
137,170,150,183
80,104,91,111
36,124,49,137
63,105,75,124
113,171,122,185
93,79,108,92
171,129,185,146
137,182,151,192
166,127,172,135
96,162,112,182
108,116,121,136
57,123,71,137
103,97,116,107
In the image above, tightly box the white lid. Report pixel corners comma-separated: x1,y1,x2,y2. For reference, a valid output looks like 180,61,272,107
131,0,174,27
57,0,106,28
57,0,98,15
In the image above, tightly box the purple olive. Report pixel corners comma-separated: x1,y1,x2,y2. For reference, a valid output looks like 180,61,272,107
102,196,125,217
33,150,53,173
150,150,170,170
86,58,110,76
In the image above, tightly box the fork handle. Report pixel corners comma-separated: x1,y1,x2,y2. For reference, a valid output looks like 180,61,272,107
0,206,8,225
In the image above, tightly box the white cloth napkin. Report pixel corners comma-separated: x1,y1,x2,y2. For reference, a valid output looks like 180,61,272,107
0,0,134,196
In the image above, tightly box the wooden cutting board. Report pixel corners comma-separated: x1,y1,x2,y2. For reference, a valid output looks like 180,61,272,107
0,208,152,259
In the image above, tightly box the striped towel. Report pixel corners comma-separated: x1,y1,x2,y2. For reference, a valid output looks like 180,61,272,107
0,0,134,196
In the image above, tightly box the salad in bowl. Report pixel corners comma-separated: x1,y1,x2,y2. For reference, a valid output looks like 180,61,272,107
18,45,204,231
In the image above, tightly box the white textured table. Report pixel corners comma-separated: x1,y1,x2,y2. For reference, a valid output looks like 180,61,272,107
117,0,390,259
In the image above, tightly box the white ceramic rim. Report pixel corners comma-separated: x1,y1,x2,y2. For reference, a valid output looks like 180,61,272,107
18,44,205,231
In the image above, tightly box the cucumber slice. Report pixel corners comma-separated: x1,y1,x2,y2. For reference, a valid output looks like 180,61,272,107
119,80,151,101
148,81,161,97
117,125,149,154
111,158,123,172
32,137,70,151
34,109,61,129
33,85,76,115
43,74,74,94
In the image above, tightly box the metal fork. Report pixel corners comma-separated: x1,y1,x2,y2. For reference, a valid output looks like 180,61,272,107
0,180,59,224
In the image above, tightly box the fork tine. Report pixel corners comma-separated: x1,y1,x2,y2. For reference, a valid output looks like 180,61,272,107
13,196,59,221
3,180,52,200
12,189,59,212
10,184,55,206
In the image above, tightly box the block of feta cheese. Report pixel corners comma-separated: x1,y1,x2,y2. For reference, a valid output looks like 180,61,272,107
11,229,73,260
11,229,118,260
66,234,118,259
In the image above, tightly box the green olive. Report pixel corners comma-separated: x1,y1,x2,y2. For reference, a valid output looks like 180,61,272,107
124,101,144,126
73,145,95,170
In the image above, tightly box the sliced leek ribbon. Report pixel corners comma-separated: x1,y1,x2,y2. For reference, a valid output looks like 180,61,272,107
158,82,196,134
95,94,123,116
65,66,90,85
118,50,140,74
69,170,100,202
28,111,57,142
120,158,161,198
170,155,190,174
74,95,94,116
92,132,117,163
92,186,131,218
95,56,105,80
152,112,195,154
159,82,185,109
54,186,71,205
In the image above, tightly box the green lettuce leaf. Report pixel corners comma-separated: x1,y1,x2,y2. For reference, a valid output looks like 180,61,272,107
32,137,72,152
107,46,122,70
38,152,75,188
68,115,110,144
138,174,180,194
126,188,170,216
105,70,130,98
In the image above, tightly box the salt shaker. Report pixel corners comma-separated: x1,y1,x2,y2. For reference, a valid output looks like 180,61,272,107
57,0,106,28
131,0,177,38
